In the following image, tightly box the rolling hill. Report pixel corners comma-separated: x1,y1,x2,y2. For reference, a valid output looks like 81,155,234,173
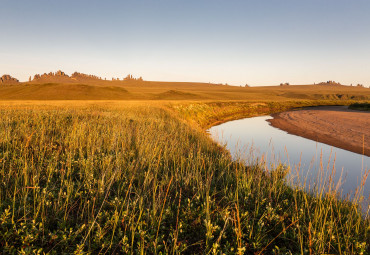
0,71,369,101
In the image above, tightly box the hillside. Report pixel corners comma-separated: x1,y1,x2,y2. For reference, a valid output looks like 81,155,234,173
0,71,369,100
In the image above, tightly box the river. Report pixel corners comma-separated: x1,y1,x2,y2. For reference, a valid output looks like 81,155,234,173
208,115,370,210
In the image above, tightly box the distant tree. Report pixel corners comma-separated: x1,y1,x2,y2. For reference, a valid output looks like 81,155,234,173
29,76,32,82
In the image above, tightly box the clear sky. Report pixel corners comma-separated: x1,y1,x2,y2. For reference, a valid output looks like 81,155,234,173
1,0,370,86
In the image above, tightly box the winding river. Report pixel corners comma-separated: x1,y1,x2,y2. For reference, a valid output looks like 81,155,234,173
208,115,370,210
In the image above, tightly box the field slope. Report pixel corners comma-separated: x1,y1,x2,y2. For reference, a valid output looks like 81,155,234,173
0,79,369,100
0,79,369,253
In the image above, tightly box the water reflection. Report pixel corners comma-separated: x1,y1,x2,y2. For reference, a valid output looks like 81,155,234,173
208,115,370,209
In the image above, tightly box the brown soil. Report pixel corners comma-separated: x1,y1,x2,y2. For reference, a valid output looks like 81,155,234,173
268,106,370,156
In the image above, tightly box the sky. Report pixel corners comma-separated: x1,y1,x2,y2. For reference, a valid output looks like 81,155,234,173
1,0,370,86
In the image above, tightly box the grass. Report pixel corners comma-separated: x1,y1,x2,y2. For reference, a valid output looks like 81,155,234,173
0,100,368,254
0,79,369,101
168,100,363,129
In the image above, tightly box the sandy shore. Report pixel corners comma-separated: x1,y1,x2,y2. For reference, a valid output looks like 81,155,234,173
268,106,370,156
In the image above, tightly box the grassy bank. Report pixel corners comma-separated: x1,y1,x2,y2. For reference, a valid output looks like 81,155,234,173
169,99,358,128
0,101,369,254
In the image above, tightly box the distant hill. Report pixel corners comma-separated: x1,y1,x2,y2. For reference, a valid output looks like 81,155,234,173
0,70,369,100
31,70,74,83
70,72,103,81
0,83,131,100
30,70,105,83
29,70,143,84
316,81,343,86
0,75,19,85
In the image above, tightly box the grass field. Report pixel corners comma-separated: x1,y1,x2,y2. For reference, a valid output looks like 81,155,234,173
0,99,369,254
0,80,369,253
0,79,369,101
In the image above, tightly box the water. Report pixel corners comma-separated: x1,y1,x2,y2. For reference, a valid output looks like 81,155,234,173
208,115,370,209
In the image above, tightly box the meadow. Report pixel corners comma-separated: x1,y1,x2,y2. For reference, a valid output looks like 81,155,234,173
0,79,369,101
0,99,369,254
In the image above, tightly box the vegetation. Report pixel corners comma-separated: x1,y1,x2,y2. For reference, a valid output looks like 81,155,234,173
0,100,369,254
349,102,370,111
169,100,357,128
1,78,370,101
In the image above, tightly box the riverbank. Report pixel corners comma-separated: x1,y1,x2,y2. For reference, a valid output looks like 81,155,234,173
268,106,370,156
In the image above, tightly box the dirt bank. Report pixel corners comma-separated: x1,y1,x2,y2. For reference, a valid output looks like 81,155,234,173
268,106,370,156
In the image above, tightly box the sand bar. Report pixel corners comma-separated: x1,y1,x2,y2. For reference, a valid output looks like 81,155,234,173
268,106,370,157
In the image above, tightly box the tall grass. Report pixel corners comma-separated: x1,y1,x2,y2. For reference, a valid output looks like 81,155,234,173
0,102,368,254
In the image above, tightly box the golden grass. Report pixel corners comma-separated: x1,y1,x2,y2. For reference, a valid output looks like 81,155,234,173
0,100,369,254
0,80,369,101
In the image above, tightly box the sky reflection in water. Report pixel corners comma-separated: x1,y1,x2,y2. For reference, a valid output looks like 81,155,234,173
209,116,370,209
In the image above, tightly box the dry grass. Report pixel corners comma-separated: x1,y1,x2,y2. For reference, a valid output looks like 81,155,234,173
0,100,368,254
0,80,369,101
